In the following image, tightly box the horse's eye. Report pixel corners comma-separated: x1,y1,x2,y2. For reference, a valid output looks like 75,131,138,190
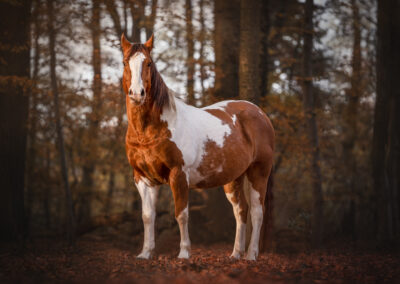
123,61,126,67
147,62,152,67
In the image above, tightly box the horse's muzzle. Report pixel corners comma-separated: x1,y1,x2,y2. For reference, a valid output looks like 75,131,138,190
129,96,144,106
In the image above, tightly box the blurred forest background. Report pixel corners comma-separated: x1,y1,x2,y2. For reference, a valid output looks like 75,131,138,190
0,0,399,253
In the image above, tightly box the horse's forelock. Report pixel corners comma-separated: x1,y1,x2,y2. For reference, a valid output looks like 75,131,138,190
127,44,147,59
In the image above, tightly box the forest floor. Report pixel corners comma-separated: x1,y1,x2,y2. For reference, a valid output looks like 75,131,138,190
1,231,399,284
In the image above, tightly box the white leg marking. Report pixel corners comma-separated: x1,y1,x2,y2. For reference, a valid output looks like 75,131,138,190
246,187,263,261
136,179,159,259
226,192,246,259
176,205,191,259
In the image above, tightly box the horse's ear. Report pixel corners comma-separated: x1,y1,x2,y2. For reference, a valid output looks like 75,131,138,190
121,33,132,54
144,34,154,52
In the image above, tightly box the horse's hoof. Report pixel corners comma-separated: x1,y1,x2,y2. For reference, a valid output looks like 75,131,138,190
230,251,243,259
177,249,190,259
245,251,257,261
136,250,153,259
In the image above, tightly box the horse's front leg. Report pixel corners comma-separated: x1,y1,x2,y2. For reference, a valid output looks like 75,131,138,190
136,179,159,259
170,168,191,259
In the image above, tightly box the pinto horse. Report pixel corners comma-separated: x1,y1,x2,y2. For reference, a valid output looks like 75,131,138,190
121,34,274,260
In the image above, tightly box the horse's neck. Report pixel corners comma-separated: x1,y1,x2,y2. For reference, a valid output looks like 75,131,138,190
161,95,197,130
126,90,177,140
126,101,163,137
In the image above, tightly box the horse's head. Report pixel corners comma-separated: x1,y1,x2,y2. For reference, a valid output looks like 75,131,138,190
121,34,154,106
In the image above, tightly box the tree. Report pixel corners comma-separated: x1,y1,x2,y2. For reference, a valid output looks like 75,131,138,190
46,0,76,243
145,0,158,39
301,0,323,247
0,0,32,241
341,0,362,240
26,0,42,237
239,0,262,103
214,0,240,99
372,0,400,241
260,0,270,98
185,0,195,105
79,0,103,225
198,0,206,104
129,0,144,42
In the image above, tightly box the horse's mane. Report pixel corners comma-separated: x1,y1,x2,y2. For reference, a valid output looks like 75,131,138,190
129,44,175,113
150,60,176,112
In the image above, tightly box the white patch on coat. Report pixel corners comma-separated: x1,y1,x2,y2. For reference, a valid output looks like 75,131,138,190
226,192,246,258
136,178,159,259
232,114,237,125
176,205,190,259
129,52,146,96
202,100,236,111
161,96,232,187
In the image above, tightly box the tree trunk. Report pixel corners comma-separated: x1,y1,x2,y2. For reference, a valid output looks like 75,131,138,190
342,0,361,241
260,0,270,98
47,0,76,243
214,0,240,99
239,0,262,103
44,147,51,229
130,0,145,42
301,0,323,248
104,171,115,215
104,0,123,37
145,0,158,39
0,0,32,241
185,0,195,105
372,0,400,242
80,0,103,226
199,0,206,105
123,0,128,36
26,0,42,237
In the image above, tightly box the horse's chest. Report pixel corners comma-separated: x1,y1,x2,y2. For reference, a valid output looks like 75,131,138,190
127,146,168,184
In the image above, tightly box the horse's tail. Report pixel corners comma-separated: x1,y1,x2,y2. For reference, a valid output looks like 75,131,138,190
260,167,274,252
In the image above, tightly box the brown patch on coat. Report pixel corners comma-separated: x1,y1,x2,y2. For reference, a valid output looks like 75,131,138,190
169,168,189,217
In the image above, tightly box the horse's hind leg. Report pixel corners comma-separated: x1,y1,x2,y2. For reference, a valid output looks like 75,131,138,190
223,174,248,259
245,161,272,260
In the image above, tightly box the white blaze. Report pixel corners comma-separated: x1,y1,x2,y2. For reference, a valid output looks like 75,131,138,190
129,52,146,96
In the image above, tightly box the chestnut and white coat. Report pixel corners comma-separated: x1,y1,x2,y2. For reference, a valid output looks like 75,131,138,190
121,34,274,261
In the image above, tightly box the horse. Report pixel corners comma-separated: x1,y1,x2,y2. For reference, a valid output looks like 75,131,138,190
120,34,274,261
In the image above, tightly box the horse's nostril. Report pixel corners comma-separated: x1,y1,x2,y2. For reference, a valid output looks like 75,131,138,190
129,89,132,95
141,89,145,97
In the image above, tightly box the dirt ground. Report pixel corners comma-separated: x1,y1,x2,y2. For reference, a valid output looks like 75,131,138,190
1,232,399,284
